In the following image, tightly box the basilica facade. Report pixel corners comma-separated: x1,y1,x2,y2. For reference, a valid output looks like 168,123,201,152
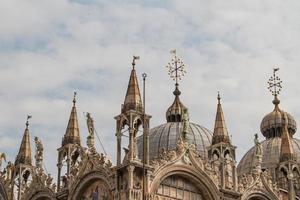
0,52,299,200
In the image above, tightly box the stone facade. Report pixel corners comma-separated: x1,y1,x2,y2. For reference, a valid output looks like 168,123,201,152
0,58,299,200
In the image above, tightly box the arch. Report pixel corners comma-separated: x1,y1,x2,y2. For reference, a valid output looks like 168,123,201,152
245,192,274,200
28,189,55,200
150,165,219,200
70,171,113,200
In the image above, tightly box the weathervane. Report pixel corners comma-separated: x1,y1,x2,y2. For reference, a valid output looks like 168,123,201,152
166,49,187,85
26,115,32,128
132,55,140,69
267,68,282,98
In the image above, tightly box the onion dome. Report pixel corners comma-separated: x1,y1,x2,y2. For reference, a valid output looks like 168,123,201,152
260,96,297,139
166,84,187,122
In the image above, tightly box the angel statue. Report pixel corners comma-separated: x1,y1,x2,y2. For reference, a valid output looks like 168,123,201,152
182,108,189,139
86,112,95,148
34,136,44,169
254,134,263,157
0,153,6,169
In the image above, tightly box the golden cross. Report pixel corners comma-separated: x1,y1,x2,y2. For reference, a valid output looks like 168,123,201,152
267,68,282,97
166,49,186,85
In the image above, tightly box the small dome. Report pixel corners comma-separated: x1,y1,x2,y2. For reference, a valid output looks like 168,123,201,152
237,137,300,176
166,85,187,122
137,122,212,161
260,100,297,138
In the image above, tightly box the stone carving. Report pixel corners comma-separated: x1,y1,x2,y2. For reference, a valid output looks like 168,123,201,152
182,108,189,139
34,137,44,169
0,153,6,169
86,112,95,149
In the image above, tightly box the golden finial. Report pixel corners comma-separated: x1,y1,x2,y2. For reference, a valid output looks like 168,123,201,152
166,49,186,84
132,55,140,69
165,49,186,96
267,68,282,106
73,91,77,105
26,115,32,128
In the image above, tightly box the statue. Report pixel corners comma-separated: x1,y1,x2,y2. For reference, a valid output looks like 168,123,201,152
0,153,6,169
182,108,189,139
254,134,263,157
86,112,95,148
34,136,44,169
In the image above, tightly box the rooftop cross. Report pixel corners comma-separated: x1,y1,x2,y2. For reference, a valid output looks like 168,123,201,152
166,49,186,86
267,68,282,99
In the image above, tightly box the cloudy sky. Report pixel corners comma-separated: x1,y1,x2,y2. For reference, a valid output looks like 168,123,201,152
1,0,300,175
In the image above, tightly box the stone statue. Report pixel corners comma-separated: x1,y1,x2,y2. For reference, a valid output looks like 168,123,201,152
34,136,44,169
254,134,263,157
0,153,6,169
86,112,95,148
182,108,189,139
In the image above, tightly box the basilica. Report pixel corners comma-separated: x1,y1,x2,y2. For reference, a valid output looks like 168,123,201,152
0,52,299,200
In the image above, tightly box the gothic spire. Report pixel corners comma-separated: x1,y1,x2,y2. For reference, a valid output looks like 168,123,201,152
15,116,32,166
212,92,230,145
62,92,81,146
280,112,296,162
122,56,143,113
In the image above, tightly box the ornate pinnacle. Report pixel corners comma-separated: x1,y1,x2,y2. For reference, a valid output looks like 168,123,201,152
132,55,140,69
267,68,282,105
165,49,187,87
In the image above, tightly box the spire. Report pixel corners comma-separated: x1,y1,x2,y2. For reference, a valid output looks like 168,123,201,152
62,92,81,146
280,112,296,162
212,92,230,145
165,49,187,122
15,116,32,166
122,56,143,113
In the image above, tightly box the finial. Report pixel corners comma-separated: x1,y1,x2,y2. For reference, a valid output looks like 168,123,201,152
132,55,140,69
26,115,32,128
267,68,282,107
217,91,221,104
73,91,77,106
166,49,186,95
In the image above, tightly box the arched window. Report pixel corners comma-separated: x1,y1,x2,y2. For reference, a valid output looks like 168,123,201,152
155,175,203,200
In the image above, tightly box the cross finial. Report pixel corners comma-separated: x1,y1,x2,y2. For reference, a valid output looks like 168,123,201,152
73,91,77,105
166,49,187,87
132,55,140,69
267,68,282,105
26,115,32,128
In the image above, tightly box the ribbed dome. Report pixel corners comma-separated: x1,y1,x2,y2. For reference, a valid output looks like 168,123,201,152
237,137,300,176
137,122,212,161
260,108,297,138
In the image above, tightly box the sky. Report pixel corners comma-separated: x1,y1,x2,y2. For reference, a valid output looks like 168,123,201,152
0,0,300,176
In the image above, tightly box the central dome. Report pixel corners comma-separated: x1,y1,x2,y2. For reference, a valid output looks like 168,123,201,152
137,122,212,161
